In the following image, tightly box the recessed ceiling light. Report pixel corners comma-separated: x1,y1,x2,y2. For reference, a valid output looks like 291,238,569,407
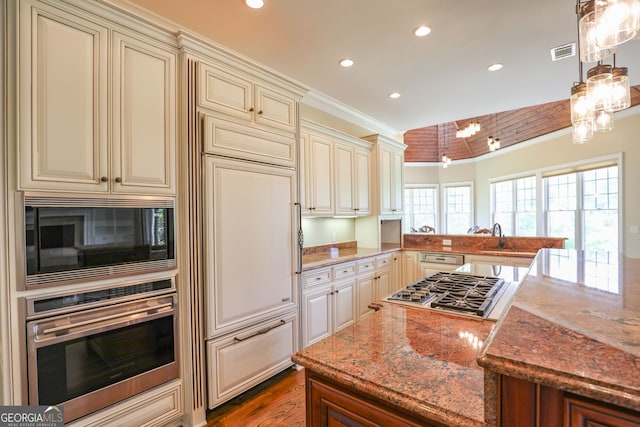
488,63,504,71
244,0,264,9
388,92,401,99
414,25,431,37
339,58,354,68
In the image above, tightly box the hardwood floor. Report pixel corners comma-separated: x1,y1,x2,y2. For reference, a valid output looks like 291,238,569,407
206,367,306,426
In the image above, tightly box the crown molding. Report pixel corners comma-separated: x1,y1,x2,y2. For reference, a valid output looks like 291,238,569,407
301,89,401,141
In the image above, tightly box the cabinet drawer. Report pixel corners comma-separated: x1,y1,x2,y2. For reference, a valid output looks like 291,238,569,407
375,254,392,269
302,269,332,288
332,263,356,280
207,313,298,408
357,258,375,274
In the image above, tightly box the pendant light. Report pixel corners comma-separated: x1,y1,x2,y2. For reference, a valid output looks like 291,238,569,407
587,63,614,111
595,0,639,48
441,125,452,168
610,57,631,111
579,1,616,62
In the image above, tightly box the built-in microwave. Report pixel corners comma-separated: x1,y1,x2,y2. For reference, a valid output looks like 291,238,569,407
18,192,176,289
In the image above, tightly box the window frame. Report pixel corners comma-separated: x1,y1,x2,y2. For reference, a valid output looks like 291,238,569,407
442,181,474,234
403,184,439,233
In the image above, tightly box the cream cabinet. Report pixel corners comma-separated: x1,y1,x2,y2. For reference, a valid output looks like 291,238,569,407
203,156,297,337
299,131,334,215
198,61,297,134
402,251,421,286
17,0,176,195
206,313,298,408
362,134,407,216
301,263,357,348
202,115,295,167
335,143,371,216
356,255,392,319
300,120,373,217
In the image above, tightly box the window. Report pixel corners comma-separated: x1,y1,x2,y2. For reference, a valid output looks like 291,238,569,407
492,176,536,236
403,186,438,233
544,165,618,252
443,184,473,234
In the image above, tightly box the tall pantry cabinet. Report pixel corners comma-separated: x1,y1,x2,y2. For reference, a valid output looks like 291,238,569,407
187,43,306,410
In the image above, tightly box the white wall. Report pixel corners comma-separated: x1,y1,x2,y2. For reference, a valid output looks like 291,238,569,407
404,108,640,258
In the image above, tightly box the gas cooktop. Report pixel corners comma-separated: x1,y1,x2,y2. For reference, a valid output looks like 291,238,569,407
386,272,508,319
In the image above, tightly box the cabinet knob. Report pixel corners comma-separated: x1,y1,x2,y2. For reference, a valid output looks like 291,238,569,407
115,177,122,183
258,110,263,115
249,107,254,112
334,289,340,294
100,176,108,182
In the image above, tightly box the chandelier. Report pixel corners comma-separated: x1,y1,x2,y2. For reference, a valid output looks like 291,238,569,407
455,121,481,138
571,0,638,144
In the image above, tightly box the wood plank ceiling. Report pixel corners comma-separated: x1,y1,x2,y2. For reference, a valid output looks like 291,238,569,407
403,85,640,163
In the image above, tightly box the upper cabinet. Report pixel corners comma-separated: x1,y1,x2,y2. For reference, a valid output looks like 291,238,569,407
300,120,373,217
198,62,297,136
17,0,177,195
362,134,407,216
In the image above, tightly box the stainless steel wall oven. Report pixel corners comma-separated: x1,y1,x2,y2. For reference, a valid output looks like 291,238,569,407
24,278,179,423
18,192,176,289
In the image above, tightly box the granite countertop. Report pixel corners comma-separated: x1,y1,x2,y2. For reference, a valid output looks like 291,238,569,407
479,248,640,412
292,303,496,426
301,244,536,272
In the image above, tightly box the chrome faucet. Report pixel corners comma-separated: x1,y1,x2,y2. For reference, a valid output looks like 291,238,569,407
491,223,505,249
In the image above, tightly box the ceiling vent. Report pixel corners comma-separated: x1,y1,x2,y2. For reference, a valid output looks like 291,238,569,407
550,43,576,61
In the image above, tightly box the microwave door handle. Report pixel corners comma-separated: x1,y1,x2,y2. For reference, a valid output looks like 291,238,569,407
41,302,174,336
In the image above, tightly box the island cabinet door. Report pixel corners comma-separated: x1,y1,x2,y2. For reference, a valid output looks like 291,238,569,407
498,375,640,427
306,372,445,427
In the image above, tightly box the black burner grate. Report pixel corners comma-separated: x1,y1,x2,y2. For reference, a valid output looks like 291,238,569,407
387,272,504,317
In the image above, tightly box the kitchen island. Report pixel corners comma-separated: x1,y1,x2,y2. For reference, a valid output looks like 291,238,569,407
292,249,640,426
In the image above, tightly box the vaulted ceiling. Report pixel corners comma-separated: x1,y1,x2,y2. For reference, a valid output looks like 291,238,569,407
403,85,640,162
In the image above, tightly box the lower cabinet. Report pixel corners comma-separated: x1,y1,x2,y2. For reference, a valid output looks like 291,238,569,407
302,278,356,347
465,254,534,268
403,251,421,285
498,375,640,427
305,370,445,427
206,313,298,408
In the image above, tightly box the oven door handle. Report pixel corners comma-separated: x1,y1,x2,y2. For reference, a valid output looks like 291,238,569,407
41,302,174,336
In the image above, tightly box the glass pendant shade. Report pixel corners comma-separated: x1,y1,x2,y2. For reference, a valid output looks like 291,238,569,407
580,2,617,62
609,66,631,111
594,109,614,131
595,0,639,48
587,64,614,111
572,119,595,143
571,82,595,122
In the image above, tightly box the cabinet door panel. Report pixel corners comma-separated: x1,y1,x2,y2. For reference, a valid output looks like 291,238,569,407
334,143,354,215
198,62,252,120
333,280,356,332
255,85,296,133
309,135,334,215
357,275,375,319
19,1,108,191
303,288,331,346
112,32,176,194
204,157,297,337
354,149,371,215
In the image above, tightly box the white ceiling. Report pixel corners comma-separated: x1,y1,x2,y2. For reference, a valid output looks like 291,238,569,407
122,0,640,135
